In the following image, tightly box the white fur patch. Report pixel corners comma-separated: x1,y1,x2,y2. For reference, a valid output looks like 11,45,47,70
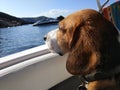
45,29,63,55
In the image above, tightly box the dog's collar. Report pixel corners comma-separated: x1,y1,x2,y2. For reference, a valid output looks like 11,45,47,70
78,65,120,89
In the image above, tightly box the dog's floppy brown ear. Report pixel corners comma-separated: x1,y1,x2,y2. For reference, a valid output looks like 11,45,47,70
66,21,101,75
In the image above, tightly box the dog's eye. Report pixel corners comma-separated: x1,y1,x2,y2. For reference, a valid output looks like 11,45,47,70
59,26,63,30
62,29,66,33
59,26,66,33
60,28,66,33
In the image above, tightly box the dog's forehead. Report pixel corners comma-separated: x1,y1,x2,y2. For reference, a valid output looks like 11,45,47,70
59,16,79,30
59,9,100,31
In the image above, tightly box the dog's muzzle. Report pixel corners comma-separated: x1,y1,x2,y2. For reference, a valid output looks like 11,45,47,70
44,29,64,56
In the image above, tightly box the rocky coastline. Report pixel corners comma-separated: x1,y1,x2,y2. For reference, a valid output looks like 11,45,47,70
0,12,29,28
0,12,64,28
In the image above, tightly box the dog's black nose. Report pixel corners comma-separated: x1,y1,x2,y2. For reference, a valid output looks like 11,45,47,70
44,36,47,41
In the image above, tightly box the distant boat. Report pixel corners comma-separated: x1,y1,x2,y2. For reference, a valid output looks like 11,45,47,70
33,18,59,26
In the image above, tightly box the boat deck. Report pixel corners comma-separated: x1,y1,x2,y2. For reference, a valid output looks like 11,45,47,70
49,76,80,90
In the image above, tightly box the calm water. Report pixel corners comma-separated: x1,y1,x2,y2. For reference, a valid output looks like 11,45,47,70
0,24,58,57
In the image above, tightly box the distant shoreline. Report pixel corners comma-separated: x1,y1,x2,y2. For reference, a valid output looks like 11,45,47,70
0,12,64,28
0,12,29,28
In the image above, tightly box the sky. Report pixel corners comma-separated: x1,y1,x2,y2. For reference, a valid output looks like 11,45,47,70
0,0,115,18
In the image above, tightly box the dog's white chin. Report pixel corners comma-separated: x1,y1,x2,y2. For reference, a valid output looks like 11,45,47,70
45,29,64,56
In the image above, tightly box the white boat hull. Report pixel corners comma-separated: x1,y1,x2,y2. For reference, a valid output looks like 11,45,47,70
0,46,71,90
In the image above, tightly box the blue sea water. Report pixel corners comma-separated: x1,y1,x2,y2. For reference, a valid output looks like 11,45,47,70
0,24,58,57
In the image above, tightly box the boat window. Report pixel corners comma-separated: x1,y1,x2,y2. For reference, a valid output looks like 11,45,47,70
0,0,116,58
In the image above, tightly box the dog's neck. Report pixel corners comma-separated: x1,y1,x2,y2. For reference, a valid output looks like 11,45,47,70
78,65,120,90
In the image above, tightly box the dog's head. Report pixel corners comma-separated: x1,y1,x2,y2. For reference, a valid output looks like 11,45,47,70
44,9,120,75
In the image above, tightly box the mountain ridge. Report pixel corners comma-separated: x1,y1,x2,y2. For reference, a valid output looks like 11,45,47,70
0,12,64,28
0,12,29,28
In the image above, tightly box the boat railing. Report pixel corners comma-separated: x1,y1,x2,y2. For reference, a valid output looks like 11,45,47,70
0,45,54,77
0,45,71,90
96,0,109,13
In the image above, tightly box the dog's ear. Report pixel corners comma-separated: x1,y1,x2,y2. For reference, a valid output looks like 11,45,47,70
66,21,101,75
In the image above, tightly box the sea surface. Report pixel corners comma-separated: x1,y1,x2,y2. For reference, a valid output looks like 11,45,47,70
0,24,58,57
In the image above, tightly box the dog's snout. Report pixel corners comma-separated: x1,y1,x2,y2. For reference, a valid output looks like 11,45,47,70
44,35,47,41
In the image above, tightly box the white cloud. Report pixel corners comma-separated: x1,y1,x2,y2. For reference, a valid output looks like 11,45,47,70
38,9,70,18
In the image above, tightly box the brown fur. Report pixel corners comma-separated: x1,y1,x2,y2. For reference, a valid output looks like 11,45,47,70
57,9,120,90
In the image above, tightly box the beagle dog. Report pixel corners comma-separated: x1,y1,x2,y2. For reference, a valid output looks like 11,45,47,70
44,9,120,90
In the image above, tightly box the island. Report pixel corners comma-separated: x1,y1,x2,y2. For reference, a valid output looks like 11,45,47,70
0,12,29,28
0,12,64,28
